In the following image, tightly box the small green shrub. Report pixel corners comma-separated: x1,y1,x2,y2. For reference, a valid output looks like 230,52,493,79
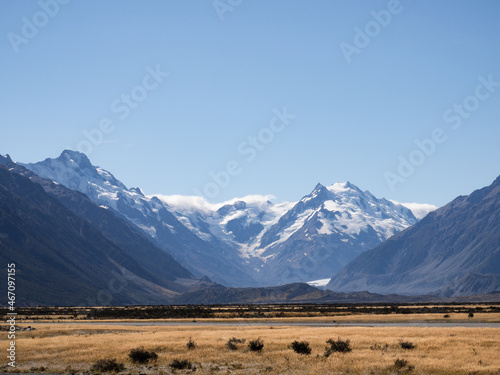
324,337,352,357
443,314,450,318
248,338,264,352
170,359,192,370
468,312,474,318
128,347,158,364
91,358,125,373
290,340,311,355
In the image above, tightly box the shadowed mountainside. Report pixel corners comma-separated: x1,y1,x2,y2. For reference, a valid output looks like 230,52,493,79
0,161,199,306
327,175,500,296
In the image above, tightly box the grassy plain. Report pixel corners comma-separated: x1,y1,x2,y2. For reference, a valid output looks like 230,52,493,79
1,313,500,374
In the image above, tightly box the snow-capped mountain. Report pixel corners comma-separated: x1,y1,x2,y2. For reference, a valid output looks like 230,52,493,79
159,182,430,285
252,182,420,284
21,150,257,287
21,150,435,287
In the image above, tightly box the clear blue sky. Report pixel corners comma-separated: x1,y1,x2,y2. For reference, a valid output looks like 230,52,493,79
1,0,499,206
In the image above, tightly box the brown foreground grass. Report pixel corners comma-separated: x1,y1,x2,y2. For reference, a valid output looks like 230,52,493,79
1,321,499,374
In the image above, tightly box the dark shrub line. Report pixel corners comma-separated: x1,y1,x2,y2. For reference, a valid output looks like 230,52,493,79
248,338,264,352
128,347,158,364
290,340,311,355
324,337,352,357
170,359,193,370
91,358,125,373
400,341,415,350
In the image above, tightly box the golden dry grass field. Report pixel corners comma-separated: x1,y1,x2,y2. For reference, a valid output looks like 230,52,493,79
1,315,500,374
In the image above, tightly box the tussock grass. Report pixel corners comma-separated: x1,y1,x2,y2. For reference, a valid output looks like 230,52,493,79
128,346,158,364
226,336,245,350
186,336,196,350
324,337,352,356
2,323,499,374
91,358,125,373
248,338,264,352
170,358,192,369
290,340,311,355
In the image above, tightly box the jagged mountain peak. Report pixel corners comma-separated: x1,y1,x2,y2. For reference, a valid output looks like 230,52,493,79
325,181,366,197
21,150,260,287
21,150,129,195
26,150,93,173
303,181,380,211
315,181,361,193
308,181,367,200
312,182,327,191
58,149,93,168
130,187,145,196
302,183,330,204
327,181,352,190
0,154,13,165
254,179,421,284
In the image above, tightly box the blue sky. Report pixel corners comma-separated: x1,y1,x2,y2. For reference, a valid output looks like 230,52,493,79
1,0,500,206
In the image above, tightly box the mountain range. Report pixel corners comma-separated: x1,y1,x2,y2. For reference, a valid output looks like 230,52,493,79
2,149,498,305
162,182,424,286
20,150,433,287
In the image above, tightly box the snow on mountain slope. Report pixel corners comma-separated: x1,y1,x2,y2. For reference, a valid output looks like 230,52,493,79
21,150,155,232
20,150,433,287
156,194,295,258
253,182,420,285
158,181,423,285
260,182,417,252
21,150,258,287
307,278,332,288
